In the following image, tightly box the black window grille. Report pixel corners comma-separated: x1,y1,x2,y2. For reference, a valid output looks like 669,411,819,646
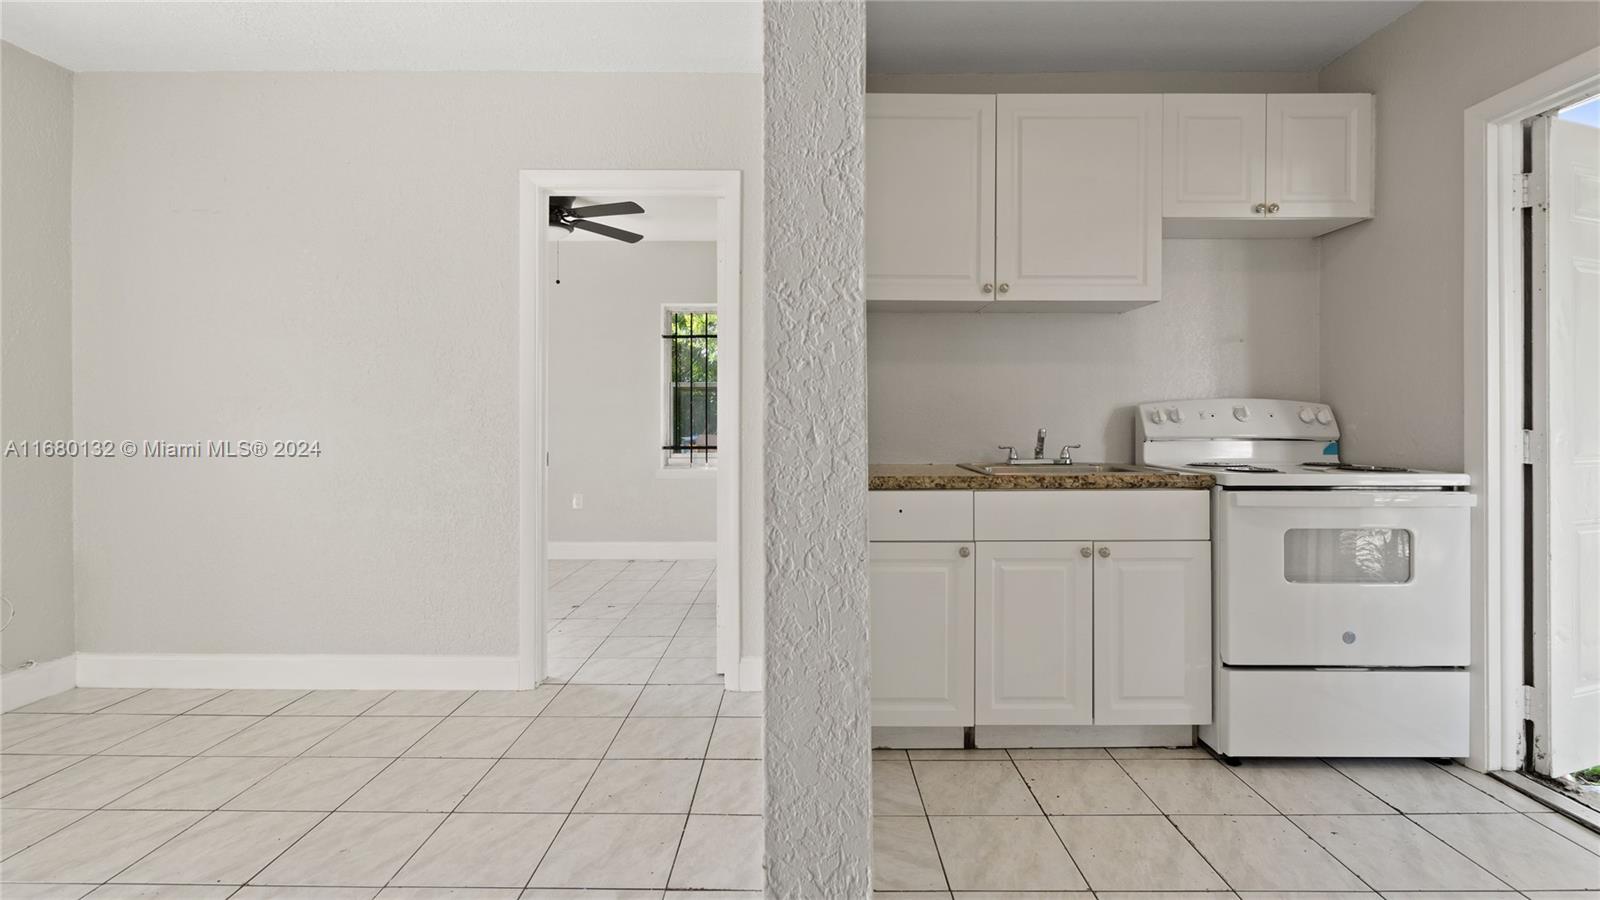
664,309,716,467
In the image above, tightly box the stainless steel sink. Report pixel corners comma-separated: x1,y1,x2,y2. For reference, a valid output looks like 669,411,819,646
957,462,1148,476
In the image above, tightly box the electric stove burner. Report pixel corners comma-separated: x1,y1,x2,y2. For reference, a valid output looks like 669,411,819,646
1187,462,1280,473
1302,462,1415,473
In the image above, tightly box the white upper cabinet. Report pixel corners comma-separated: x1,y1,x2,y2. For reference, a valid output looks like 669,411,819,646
1163,94,1267,219
865,94,996,308
996,94,1162,310
1164,92,1374,237
1266,93,1374,219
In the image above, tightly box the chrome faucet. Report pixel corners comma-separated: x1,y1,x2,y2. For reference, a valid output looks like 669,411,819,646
997,445,1019,463
1034,428,1048,459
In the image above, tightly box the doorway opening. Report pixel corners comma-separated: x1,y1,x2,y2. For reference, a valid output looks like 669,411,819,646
517,171,744,691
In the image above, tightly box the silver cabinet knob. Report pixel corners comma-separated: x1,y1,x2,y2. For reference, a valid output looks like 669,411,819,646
1079,546,1092,558
982,283,994,294
959,546,971,558
1266,202,1280,214
997,283,1010,294
1252,203,1266,214
1097,546,1111,558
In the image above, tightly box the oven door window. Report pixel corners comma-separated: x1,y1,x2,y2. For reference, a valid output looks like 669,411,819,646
1283,528,1414,584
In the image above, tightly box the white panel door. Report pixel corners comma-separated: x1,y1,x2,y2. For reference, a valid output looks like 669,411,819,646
1535,111,1600,778
866,94,996,303
976,542,1094,725
1265,93,1374,218
996,94,1162,304
869,541,976,728
1093,541,1212,725
1163,94,1267,218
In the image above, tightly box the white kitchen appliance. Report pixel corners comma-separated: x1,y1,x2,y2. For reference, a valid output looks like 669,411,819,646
1136,398,1475,759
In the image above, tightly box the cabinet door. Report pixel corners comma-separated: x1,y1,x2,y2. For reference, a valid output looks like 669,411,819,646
996,95,1161,305
870,541,976,727
976,542,1094,725
1163,94,1267,218
866,94,996,304
1093,541,1212,725
1266,93,1374,218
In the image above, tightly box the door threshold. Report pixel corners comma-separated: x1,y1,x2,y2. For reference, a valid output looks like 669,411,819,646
1492,770,1600,834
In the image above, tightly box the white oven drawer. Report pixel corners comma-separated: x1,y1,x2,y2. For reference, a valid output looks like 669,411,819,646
1216,490,1474,667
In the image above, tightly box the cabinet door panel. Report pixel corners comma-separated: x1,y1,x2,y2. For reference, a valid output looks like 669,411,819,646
1266,93,1373,218
1093,541,1212,725
1164,94,1267,218
976,542,1094,725
870,541,976,727
866,94,996,303
997,95,1161,304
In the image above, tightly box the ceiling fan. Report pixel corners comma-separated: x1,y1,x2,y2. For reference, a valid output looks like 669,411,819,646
549,196,646,243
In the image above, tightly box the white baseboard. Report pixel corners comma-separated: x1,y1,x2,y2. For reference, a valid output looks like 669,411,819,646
76,653,520,691
548,541,716,561
2,654,79,712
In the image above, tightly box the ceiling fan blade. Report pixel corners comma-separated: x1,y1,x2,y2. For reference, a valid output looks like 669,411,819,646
568,201,645,219
570,219,644,243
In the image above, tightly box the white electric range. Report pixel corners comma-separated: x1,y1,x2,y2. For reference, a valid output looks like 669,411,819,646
1136,398,1476,759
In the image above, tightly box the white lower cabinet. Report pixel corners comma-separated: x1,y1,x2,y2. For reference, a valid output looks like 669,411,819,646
976,542,1095,726
1093,541,1213,725
869,490,1212,732
869,541,976,728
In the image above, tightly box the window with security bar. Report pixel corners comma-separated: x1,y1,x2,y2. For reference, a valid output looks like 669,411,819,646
662,307,716,468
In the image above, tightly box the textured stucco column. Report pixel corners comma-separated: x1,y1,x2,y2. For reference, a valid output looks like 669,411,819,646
762,1,871,897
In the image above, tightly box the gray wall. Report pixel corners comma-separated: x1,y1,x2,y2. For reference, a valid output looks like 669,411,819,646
1,43,75,670
547,241,717,545
1318,1,1600,469
70,71,763,657
869,239,1321,464
764,1,871,895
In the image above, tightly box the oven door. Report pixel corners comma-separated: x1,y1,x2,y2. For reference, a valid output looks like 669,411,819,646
1216,490,1475,667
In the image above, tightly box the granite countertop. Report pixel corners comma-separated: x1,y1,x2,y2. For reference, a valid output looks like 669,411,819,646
868,463,1214,491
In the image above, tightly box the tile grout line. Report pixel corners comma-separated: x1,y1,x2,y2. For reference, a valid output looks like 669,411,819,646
906,750,954,893
1003,748,1091,890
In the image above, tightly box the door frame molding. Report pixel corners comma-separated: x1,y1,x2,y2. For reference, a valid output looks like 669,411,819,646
517,169,744,689
1463,46,1600,772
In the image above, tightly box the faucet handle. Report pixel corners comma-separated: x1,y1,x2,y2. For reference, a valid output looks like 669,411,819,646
1057,443,1082,463
997,445,1019,463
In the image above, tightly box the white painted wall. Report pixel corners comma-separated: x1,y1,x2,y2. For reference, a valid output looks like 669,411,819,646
870,239,1322,464
1,43,76,671
547,240,716,545
70,72,763,658
1318,1,1600,469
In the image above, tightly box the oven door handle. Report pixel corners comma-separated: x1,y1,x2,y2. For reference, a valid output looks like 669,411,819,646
1228,491,1478,509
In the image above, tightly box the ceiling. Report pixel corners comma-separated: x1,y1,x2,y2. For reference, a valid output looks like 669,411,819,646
0,1,761,73
2,0,1416,76
867,1,1418,73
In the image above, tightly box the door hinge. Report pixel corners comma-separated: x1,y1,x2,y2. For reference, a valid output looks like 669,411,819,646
1522,429,1539,465
1514,171,1548,210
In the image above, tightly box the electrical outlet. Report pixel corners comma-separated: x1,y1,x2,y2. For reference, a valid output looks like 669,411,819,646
571,493,583,510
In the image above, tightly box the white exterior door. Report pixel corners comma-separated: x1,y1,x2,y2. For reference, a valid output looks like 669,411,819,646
869,541,975,728
1092,541,1212,725
1534,108,1600,778
1265,93,1374,218
976,542,1094,725
1163,94,1267,219
865,94,996,304
996,94,1161,305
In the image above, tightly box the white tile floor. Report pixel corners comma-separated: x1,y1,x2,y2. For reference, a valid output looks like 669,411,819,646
5,557,1598,898
871,748,1600,896
1,559,764,899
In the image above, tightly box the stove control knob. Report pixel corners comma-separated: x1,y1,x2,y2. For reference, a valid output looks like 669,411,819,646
1315,408,1333,425
1298,407,1316,424
1233,404,1251,422
1148,408,1165,424
1166,407,1184,423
